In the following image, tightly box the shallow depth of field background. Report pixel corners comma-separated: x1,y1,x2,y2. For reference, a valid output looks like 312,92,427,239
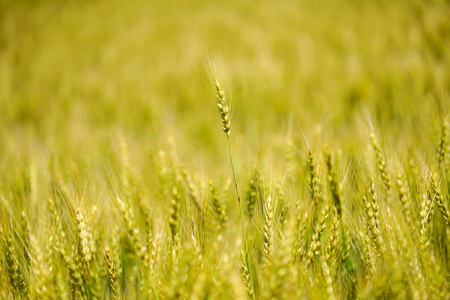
1,0,449,168
0,0,450,298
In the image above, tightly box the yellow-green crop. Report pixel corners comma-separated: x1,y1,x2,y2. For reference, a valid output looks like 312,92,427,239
0,0,449,299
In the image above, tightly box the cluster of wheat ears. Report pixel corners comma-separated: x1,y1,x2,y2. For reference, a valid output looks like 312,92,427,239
0,75,449,300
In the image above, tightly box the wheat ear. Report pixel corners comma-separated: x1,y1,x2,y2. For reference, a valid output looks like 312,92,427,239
212,75,254,299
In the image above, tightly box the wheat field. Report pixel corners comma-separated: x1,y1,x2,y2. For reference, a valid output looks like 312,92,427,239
0,0,449,299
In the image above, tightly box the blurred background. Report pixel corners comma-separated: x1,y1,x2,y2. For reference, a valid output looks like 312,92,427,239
0,0,449,173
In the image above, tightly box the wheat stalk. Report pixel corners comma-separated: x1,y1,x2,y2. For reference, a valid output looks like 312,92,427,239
211,73,255,299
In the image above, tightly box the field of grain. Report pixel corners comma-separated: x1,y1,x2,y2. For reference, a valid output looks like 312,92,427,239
0,0,449,299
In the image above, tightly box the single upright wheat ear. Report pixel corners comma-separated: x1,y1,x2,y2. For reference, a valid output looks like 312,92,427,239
370,132,391,195
211,73,255,299
308,151,320,206
211,75,241,209
211,75,243,221
263,196,273,264
214,79,231,137
76,208,91,266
